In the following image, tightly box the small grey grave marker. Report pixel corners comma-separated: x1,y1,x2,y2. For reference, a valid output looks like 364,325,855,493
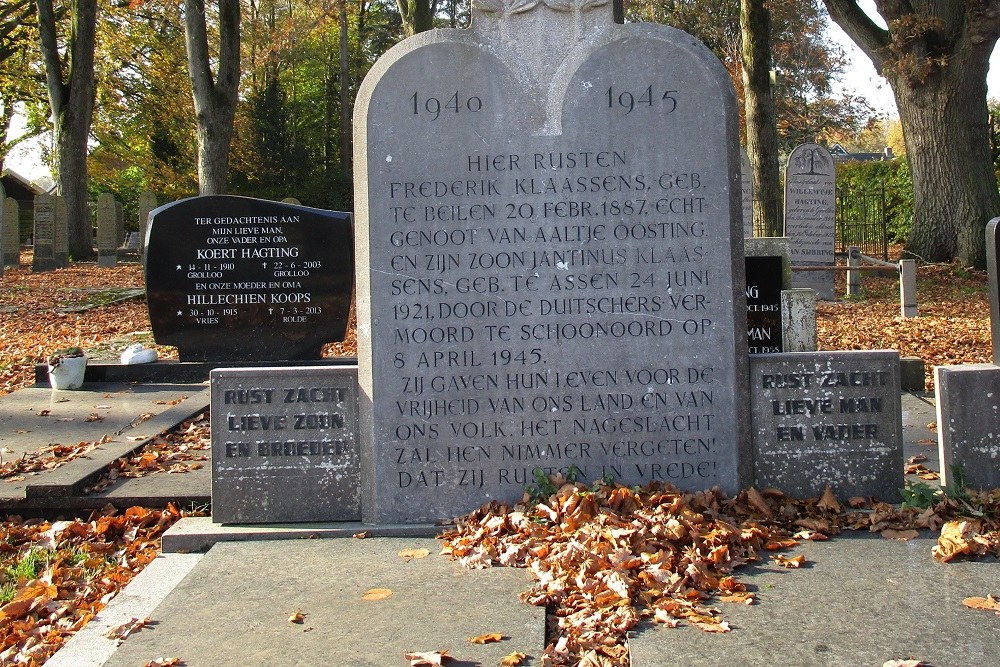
750,351,902,500
211,366,361,523
3,198,19,267
32,194,57,272
785,143,835,300
97,193,118,267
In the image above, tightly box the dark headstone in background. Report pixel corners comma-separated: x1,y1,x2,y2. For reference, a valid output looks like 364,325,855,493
987,218,1000,364
750,351,902,501
935,363,1000,490
745,256,783,354
210,366,361,523
145,196,353,362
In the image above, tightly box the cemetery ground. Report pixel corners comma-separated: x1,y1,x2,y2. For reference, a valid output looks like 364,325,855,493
0,254,997,666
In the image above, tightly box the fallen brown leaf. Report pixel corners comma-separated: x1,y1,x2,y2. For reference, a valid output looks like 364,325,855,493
404,649,451,665
962,595,1000,612
773,553,805,568
817,486,841,512
469,632,504,644
361,588,393,601
399,547,431,561
500,652,528,666
881,529,919,541
288,609,306,623
144,659,183,667
106,616,150,641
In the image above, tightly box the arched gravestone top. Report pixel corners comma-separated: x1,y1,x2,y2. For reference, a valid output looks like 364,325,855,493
354,2,750,523
784,143,835,299
145,196,354,362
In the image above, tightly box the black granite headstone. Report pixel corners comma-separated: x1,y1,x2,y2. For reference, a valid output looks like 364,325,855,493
987,218,1000,364
746,255,783,354
145,196,354,361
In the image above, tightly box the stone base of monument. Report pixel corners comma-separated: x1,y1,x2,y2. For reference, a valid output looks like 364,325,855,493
935,363,1000,489
33,357,359,386
97,251,117,268
750,350,902,501
210,366,361,523
900,356,926,392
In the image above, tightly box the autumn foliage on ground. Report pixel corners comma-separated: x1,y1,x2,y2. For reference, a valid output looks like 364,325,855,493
0,505,185,665
442,479,1000,666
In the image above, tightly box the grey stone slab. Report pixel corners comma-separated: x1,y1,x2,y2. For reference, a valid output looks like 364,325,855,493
785,143,835,300
355,4,749,524
210,366,361,523
3,196,19,267
47,553,203,667
935,363,1000,489
162,516,441,553
31,193,56,272
102,538,544,667
988,218,1000,363
97,193,118,267
0,384,207,504
750,351,902,500
629,532,1000,667
137,191,157,259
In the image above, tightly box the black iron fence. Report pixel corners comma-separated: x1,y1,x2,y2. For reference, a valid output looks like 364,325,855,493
836,184,888,261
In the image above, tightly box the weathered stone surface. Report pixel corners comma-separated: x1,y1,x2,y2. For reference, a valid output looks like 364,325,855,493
785,143,835,300
210,366,361,523
97,193,118,268
935,364,1000,490
2,197,19,267
781,288,817,352
31,194,56,272
750,351,902,501
988,218,1000,363
144,196,354,362
355,5,749,522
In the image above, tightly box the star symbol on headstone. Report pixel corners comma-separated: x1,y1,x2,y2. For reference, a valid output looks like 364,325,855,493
177,310,183,316
176,264,182,270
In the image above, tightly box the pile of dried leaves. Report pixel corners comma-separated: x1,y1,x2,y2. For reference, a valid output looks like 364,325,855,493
0,255,358,397
817,262,991,389
0,504,185,665
84,412,210,494
441,477,1000,667
0,435,114,483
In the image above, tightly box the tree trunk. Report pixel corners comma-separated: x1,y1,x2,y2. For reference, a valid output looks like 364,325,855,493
184,0,241,195
35,0,98,260
339,0,352,178
897,48,999,268
740,0,781,237
396,0,432,36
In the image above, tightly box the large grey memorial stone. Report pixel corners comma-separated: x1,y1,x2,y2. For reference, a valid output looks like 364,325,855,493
750,351,902,500
97,193,118,267
355,3,749,523
740,147,753,238
54,195,68,267
210,366,361,523
785,143,835,300
31,194,57,272
2,198,19,267
935,364,1000,490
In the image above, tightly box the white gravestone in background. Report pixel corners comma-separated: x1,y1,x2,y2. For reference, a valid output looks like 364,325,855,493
354,1,750,523
785,143,836,300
